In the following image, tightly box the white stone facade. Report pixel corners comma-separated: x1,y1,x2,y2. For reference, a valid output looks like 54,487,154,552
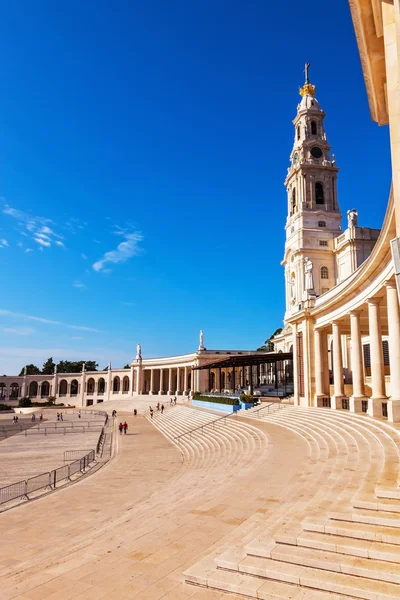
0,348,263,407
283,76,381,317
275,26,400,422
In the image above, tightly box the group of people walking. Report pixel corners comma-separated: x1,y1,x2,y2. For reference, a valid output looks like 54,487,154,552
148,398,177,418
118,421,128,434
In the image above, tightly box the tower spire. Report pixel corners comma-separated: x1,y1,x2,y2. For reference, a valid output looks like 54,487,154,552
300,62,316,97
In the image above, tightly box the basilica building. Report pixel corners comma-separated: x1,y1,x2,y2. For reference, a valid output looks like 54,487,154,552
1,0,399,423
273,7,400,422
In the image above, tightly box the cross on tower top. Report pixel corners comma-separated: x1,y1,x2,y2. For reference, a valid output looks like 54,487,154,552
304,62,310,84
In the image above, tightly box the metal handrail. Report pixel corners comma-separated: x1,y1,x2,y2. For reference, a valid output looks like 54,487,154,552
251,401,285,419
173,411,237,443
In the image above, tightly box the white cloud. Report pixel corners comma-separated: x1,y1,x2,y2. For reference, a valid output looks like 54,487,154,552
64,218,86,234
72,282,87,289
0,309,100,332
25,248,33,253
55,240,65,247
4,327,34,336
0,239,9,247
34,237,51,247
17,241,23,247
3,204,64,250
81,253,87,260
93,231,143,272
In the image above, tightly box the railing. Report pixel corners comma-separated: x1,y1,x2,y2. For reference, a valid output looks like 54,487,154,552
250,401,285,419
0,449,96,506
173,411,238,444
96,427,106,455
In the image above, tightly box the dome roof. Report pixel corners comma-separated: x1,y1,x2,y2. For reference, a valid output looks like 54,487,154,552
298,94,321,111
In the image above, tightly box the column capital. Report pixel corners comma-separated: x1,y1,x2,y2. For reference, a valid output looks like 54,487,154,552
330,319,342,328
384,278,397,290
367,296,381,306
349,308,362,317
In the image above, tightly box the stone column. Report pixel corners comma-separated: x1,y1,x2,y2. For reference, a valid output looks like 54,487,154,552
135,366,141,395
21,373,27,398
130,365,134,396
149,369,155,395
159,369,164,395
368,298,387,416
184,367,188,395
176,368,180,395
314,328,326,404
168,368,173,395
382,2,400,238
107,364,112,401
292,323,300,406
386,282,400,421
80,367,86,408
349,310,367,413
331,321,345,409
53,369,58,402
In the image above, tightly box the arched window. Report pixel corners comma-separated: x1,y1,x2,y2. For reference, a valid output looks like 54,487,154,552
122,376,129,392
315,182,325,204
297,126,300,140
98,378,105,394
318,221,326,227
59,379,68,395
113,376,120,393
311,120,317,135
321,266,329,280
87,378,95,394
41,381,50,397
10,383,20,398
29,381,38,397
70,379,79,396
291,188,296,213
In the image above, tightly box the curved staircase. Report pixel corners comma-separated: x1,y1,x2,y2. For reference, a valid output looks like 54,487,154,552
146,405,267,469
184,406,400,599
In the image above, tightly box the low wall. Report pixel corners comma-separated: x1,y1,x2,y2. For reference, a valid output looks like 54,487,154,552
192,399,240,413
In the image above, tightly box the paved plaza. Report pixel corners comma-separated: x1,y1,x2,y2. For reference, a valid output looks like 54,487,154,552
0,411,105,487
0,406,310,599
0,400,399,599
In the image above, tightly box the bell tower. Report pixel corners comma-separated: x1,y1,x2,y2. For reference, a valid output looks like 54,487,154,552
283,64,342,317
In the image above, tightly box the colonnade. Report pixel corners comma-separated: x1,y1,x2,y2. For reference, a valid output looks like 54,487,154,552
313,280,400,421
137,366,194,395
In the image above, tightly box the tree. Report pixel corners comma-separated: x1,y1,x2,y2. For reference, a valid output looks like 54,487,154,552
123,364,131,369
56,360,98,373
19,364,40,376
42,357,56,375
257,328,283,352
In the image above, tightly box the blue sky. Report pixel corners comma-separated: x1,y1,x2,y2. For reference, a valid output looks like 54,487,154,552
0,1,392,374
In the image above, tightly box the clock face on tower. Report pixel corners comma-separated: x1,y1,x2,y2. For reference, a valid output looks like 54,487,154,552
311,146,323,159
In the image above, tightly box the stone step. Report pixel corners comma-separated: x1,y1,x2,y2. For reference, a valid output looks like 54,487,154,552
185,559,353,600
267,542,400,585
353,496,400,513
328,508,400,528
296,530,400,563
236,555,400,600
303,515,400,545
375,486,400,500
